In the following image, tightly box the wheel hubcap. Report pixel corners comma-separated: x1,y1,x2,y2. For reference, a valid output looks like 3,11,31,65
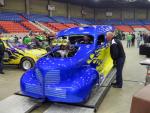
23,60,31,70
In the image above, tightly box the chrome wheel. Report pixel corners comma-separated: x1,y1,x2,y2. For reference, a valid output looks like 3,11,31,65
22,60,32,70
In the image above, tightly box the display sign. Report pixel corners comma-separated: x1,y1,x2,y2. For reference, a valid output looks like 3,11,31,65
106,12,112,17
81,9,87,15
0,0,4,6
48,5,55,11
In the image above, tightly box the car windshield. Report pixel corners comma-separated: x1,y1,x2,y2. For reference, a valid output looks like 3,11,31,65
60,35,94,45
4,40,21,48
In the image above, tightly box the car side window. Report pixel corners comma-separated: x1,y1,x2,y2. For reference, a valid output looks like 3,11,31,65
97,34,105,46
4,49,13,60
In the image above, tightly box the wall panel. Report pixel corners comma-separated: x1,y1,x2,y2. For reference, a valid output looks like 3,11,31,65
135,8,146,20
50,1,67,17
82,7,94,19
107,8,121,19
69,4,82,18
148,8,150,19
0,0,149,21
30,0,48,15
95,8,107,20
1,0,25,12
122,8,134,20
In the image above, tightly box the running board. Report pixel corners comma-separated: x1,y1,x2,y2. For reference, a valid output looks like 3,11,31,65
0,95,42,113
43,103,94,113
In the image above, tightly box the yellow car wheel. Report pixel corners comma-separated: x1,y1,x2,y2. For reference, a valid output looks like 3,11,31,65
20,57,35,71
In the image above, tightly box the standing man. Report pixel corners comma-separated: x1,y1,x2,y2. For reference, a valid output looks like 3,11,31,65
131,33,135,46
106,32,126,88
137,33,142,48
0,39,5,74
143,33,148,44
127,33,132,48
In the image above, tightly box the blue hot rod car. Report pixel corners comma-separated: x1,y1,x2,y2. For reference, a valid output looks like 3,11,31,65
20,25,115,103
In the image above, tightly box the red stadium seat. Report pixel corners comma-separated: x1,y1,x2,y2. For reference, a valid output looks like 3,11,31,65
144,25,150,31
115,25,134,32
131,25,144,28
42,22,70,32
0,21,28,33
21,21,42,33
65,23,78,28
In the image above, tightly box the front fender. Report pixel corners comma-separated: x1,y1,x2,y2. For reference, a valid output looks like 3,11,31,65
20,69,44,98
71,67,99,100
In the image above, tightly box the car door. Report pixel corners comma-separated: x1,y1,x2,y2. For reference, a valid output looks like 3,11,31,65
96,34,113,77
87,35,106,73
95,34,108,75
3,40,20,65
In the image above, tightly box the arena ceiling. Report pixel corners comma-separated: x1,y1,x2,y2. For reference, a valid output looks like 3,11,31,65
52,0,150,8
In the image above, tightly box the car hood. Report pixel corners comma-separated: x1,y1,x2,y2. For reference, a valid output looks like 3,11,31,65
35,45,95,70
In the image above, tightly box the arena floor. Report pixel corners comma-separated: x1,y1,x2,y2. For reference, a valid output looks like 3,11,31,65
0,41,146,113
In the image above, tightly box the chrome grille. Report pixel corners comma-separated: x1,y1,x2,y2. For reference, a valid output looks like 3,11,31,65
35,68,43,84
45,87,66,98
25,83,43,95
45,70,60,85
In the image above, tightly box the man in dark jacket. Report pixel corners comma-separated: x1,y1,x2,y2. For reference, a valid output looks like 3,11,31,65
131,33,135,46
106,32,126,88
0,39,5,74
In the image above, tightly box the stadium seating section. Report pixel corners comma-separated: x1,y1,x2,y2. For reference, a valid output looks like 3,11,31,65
71,18,92,25
42,23,58,32
115,25,134,32
122,20,143,25
0,12,150,33
141,20,150,25
22,14,55,22
65,23,78,28
42,23,73,32
21,21,42,33
144,25,150,31
51,16,75,24
0,12,22,21
96,19,122,25
0,21,28,33
131,25,144,28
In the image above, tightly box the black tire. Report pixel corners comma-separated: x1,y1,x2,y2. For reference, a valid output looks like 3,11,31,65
20,57,35,71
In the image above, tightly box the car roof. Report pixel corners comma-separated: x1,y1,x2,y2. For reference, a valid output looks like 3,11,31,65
57,25,115,37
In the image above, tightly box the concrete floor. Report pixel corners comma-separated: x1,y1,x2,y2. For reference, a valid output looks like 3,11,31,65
0,41,147,113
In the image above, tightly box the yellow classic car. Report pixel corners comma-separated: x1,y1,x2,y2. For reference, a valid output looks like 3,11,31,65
1,37,47,71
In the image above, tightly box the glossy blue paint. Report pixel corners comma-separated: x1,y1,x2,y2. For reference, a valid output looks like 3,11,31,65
20,25,115,103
